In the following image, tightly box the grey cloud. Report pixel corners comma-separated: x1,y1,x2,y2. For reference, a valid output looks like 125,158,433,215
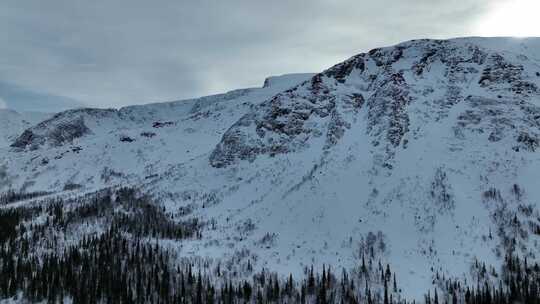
0,81,84,112
0,0,498,108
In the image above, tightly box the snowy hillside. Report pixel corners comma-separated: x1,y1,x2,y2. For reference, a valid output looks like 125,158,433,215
0,73,314,191
2,38,540,302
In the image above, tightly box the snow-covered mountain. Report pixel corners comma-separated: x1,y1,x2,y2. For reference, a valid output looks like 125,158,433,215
2,37,540,301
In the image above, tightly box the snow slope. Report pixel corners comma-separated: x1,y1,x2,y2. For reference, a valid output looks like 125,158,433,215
3,38,540,299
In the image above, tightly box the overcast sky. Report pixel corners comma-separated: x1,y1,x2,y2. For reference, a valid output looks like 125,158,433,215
0,0,526,109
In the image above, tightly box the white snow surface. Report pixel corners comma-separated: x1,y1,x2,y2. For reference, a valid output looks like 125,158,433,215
3,38,540,299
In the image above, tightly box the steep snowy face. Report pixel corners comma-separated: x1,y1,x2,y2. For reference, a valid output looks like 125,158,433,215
196,38,540,296
211,38,540,169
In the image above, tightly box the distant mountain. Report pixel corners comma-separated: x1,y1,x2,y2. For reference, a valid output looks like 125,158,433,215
0,81,84,113
2,38,540,302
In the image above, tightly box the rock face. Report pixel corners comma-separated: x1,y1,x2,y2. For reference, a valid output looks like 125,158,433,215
210,38,540,169
10,109,115,149
11,116,90,149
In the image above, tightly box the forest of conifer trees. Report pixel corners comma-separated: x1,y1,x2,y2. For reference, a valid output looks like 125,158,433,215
0,188,539,303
